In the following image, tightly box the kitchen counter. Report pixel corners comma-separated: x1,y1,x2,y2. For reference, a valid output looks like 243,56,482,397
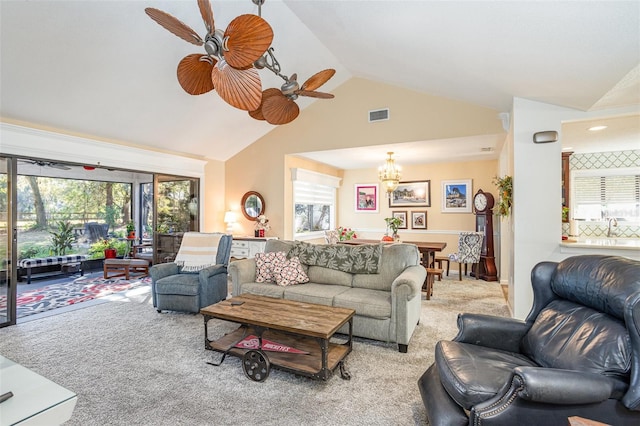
559,238,640,261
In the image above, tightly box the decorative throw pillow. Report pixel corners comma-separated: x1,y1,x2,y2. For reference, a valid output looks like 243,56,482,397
255,251,287,283
288,241,382,274
274,256,309,286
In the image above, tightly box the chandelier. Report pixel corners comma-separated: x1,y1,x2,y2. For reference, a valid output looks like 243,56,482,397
378,152,402,195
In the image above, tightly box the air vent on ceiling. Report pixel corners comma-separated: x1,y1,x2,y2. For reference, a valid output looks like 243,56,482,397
369,108,389,122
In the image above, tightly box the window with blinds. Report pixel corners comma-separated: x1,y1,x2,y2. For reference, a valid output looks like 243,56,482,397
291,168,340,238
573,172,640,221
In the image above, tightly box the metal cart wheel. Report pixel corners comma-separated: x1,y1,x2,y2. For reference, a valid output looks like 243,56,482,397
242,350,270,382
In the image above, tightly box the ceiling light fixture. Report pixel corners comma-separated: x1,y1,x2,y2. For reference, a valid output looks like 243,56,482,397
378,152,402,196
588,125,608,131
145,0,335,125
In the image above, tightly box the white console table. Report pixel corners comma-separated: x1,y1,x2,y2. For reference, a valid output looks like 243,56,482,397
0,355,77,425
230,237,277,259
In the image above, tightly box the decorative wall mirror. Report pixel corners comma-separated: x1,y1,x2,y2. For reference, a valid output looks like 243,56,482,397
241,191,265,221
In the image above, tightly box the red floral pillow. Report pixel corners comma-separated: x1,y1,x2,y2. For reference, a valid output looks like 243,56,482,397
255,251,287,283
274,256,309,287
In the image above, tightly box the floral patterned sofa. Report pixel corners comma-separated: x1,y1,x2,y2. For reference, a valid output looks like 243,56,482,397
228,239,426,352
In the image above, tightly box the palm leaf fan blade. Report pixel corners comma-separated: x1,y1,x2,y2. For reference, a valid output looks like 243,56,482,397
197,0,216,35
301,69,336,91
223,15,274,69
211,60,262,111
145,8,203,46
177,54,215,95
249,88,282,120
262,94,299,125
297,90,334,99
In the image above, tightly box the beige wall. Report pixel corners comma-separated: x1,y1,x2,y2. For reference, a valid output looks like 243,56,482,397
202,159,226,233
224,77,504,238
340,159,498,256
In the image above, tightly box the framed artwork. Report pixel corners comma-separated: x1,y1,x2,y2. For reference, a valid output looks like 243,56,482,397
388,180,431,207
355,183,379,213
411,211,427,229
392,211,408,229
442,179,472,213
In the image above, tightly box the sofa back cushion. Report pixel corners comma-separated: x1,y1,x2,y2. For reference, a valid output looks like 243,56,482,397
521,299,631,380
352,243,420,291
288,241,382,274
550,255,640,320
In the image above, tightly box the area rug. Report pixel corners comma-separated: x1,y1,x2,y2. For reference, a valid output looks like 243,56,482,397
0,276,510,425
0,276,150,318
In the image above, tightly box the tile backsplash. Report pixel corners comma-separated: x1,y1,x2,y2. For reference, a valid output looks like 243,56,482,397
563,149,640,239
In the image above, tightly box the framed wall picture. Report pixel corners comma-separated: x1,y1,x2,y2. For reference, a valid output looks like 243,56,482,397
392,211,408,229
355,183,379,213
389,180,431,207
442,179,472,213
411,211,427,229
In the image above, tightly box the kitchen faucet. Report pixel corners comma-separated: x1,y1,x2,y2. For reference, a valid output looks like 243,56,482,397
607,217,618,237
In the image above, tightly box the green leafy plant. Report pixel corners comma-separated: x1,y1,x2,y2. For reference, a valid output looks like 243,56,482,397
49,220,75,255
126,221,135,233
492,175,513,217
88,238,128,259
562,206,570,222
384,217,402,236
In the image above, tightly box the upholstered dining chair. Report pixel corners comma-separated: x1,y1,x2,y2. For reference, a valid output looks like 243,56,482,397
324,229,340,244
448,232,483,280
150,232,232,313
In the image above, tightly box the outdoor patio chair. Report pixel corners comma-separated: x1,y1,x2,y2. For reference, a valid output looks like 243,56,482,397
150,232,232,314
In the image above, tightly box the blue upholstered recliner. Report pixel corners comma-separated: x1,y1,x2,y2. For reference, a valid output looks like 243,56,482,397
150,233,232,313
419,255,640,425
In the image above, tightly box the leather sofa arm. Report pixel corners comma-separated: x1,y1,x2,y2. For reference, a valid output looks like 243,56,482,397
391,265,425,300
228,259,257,297
149,262,180,281
512,367,615,404
454,313,528,353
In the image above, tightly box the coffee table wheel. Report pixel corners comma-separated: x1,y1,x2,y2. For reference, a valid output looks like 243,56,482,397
242,350,270,382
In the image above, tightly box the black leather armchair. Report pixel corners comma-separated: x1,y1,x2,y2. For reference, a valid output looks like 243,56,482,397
418,255,640,425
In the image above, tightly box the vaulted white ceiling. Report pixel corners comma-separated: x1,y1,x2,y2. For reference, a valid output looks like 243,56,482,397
1,1,638,167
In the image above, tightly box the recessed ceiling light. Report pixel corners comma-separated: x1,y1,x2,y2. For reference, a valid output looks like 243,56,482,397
588,125,608,131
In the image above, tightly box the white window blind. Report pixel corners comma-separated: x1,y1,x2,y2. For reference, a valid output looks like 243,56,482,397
291,168,340,237
574,174,640,204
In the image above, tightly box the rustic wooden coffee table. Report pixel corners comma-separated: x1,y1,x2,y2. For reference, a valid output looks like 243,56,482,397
201,294,355,382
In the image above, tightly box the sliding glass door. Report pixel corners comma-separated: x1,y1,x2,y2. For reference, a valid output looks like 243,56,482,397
153,174,199,263
0,157,17,327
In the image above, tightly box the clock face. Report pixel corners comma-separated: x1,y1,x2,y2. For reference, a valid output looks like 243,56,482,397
474,193,487,211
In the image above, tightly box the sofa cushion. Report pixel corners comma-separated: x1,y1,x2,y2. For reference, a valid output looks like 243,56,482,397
333,288,391,319
435,341,538,410
283,283,350,306
550,255,640,320
288,241,382,274
521,299,631,379
155,274,199,296
240,282,285,299
255,251,287,283
275,256,309,286
306,265,353,287
352,243,421,291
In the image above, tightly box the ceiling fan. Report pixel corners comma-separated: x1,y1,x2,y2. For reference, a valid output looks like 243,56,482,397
145,0,335,124
20,160,71,170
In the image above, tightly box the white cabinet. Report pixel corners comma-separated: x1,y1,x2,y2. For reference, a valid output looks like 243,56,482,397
230,237,276,259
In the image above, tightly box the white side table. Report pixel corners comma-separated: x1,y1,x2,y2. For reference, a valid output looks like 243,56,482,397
230,237,278,259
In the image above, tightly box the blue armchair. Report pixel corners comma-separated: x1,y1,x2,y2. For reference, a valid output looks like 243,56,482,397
150,233,232,313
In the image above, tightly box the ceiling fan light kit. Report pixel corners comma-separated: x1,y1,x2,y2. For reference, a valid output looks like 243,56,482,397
145,0,335,125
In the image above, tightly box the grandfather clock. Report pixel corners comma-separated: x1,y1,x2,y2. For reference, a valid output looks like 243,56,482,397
472,189,498,281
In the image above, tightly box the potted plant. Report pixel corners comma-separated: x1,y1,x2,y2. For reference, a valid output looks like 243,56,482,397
126,221,135,239
492,175,513,217
88,238,119,259
48,220,75,256
383,217,402,242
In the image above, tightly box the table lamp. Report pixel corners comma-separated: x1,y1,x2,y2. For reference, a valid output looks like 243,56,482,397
224,211,237,234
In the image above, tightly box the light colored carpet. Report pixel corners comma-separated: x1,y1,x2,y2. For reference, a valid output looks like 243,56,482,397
0,275,510,425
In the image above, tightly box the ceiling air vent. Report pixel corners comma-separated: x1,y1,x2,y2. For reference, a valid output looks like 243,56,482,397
368,108,389,122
